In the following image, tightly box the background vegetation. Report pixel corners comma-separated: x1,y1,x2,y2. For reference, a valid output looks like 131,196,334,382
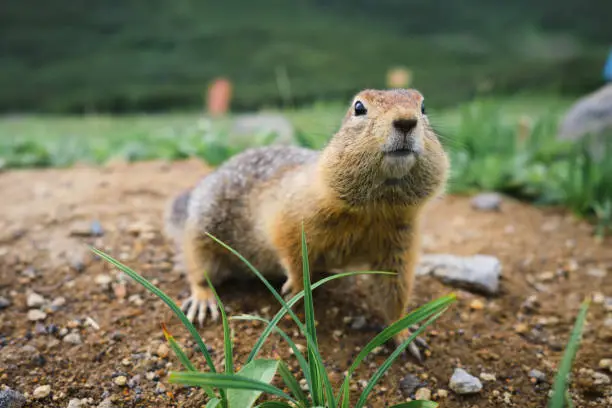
2,0,611,113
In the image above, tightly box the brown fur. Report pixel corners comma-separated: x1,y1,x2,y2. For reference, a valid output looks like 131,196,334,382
164,88,449,344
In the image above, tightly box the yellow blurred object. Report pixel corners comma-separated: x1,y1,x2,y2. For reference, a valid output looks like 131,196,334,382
386,67,412,88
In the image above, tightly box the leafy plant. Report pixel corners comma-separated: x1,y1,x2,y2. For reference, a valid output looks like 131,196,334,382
547,299,590,408
91,226,454,407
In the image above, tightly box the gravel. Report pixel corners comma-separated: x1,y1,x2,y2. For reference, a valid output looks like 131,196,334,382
26,292,45,308
471,192,502,211
32,385,51,399
399,373,422,397
27,309,47,321
63,332,83,345
528,369,547,383
0,296,11,310
0,387,26,408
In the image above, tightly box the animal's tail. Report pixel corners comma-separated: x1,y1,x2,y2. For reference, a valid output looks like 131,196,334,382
163,188,192,243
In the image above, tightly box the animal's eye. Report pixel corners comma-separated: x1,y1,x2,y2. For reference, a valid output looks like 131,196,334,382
421,100,426,115
354,101,367,116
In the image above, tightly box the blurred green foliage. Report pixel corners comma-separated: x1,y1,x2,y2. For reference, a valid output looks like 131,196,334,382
1,96,610,233
1,0,610,113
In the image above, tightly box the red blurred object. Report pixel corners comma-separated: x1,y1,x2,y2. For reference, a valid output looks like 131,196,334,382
206,77,232,116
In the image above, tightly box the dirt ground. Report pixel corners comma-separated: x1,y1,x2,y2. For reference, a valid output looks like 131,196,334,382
1,159,611,408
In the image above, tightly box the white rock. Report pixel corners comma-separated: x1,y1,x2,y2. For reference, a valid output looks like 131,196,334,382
95,274,113,286
97,399,116,408
417,254,501,295
27,309,47,321
480,372,497,382
593,372,611,385
414,387,432,400
26,292,45,308
449,368,482,394
471,193,502,211
63,332,83,345
32,385,51,399
67,399,85,408
0,387,26,408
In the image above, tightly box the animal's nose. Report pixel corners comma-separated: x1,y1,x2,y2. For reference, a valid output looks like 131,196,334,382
393,118,417,133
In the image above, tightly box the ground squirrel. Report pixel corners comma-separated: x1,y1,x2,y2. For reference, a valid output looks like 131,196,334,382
164,88,449,359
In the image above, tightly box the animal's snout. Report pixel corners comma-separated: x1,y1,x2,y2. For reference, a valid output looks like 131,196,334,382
392,118,417,134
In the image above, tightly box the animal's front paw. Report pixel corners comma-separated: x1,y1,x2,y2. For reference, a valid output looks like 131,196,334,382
281,277,303,301
394,325,430,363
181,286,219,326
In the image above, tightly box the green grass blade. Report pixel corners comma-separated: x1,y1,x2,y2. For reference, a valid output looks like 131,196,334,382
231,314,311,399
389,402,438,408
548,299,590,408
206,398,222,408
278,360,309,406
255,402,294,408
355,308,449,408
228,359,279,408
338,294,456,407
246,270,394,363
162,323,216,398
204,275,233,375
90,247,217,372
169,372,296,404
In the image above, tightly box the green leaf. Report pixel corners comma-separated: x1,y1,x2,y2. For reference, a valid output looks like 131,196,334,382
227,359,280,408
338,294,456,407
204,275,233,375
169,372,295,404
230,315,309,405
389,402,439,408
277,360,309,405
162,323,215,398
255,402,294,408
206,398,222,408
548,299,590,408
355,308,449,408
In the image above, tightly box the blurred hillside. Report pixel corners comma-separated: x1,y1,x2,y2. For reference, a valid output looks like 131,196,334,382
2,0,610,113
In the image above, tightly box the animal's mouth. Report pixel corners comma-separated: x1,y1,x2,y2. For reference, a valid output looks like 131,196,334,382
384,148,415,158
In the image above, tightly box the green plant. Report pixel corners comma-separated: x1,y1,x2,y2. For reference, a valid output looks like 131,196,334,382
547,299,590,408
91,226,454,407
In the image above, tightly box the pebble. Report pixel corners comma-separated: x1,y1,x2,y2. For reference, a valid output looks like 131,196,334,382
416,254,501,295
128,294,144,306
155,382,166,394
0,296,11,310
436,389,449,399
51,297,66,309
63,333,83,345
605,318,612,328
588,268,607,278
399,373,422,397
156,344,170,359
605,298,612,312
599,359,612,371
70,220,104,237
97,399,116,408
26,292,46,308
449,368,482,394
528,369,547,383
114,375,128,386
27,309,47,321
480,372,496,382
95,274,113,287
33,385,51,399
469,299,485,310
299,378,309,391
593,372,611,385
471,192,502,211
414,387,432,401
67,399,85,408
350,316,367,330
0,387,26,408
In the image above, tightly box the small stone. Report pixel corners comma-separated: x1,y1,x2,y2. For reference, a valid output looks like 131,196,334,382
128,375,141,388
155,382,166,394
0,387,26,408
121,358,131,366
114,375,127,386
70,220,104,237
33,385,51,399
537,271,555,282
471,192,502,211
27,292,45,308
593,372,611,385
90,220,104,236
599,359,612,371
27,309,47,321
97,399,116,408
156,344,170,359
51,297,66,308
0,296,11,310
95,274,113,287
414,387,432,401
350,316,367,330
436,389,449,399
593,293,605,304
63,333,83,345
299,378,309,391
416,254,501,295
469,299,485,310
67,398,85,408
128,294,144,306
449,368,482,394
528,369,547,383
605,298,612,312
145,371,157,381
588,268,607,278
399,373,421,397
480,372,496,382
605,318,612,328
514,323,529,334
